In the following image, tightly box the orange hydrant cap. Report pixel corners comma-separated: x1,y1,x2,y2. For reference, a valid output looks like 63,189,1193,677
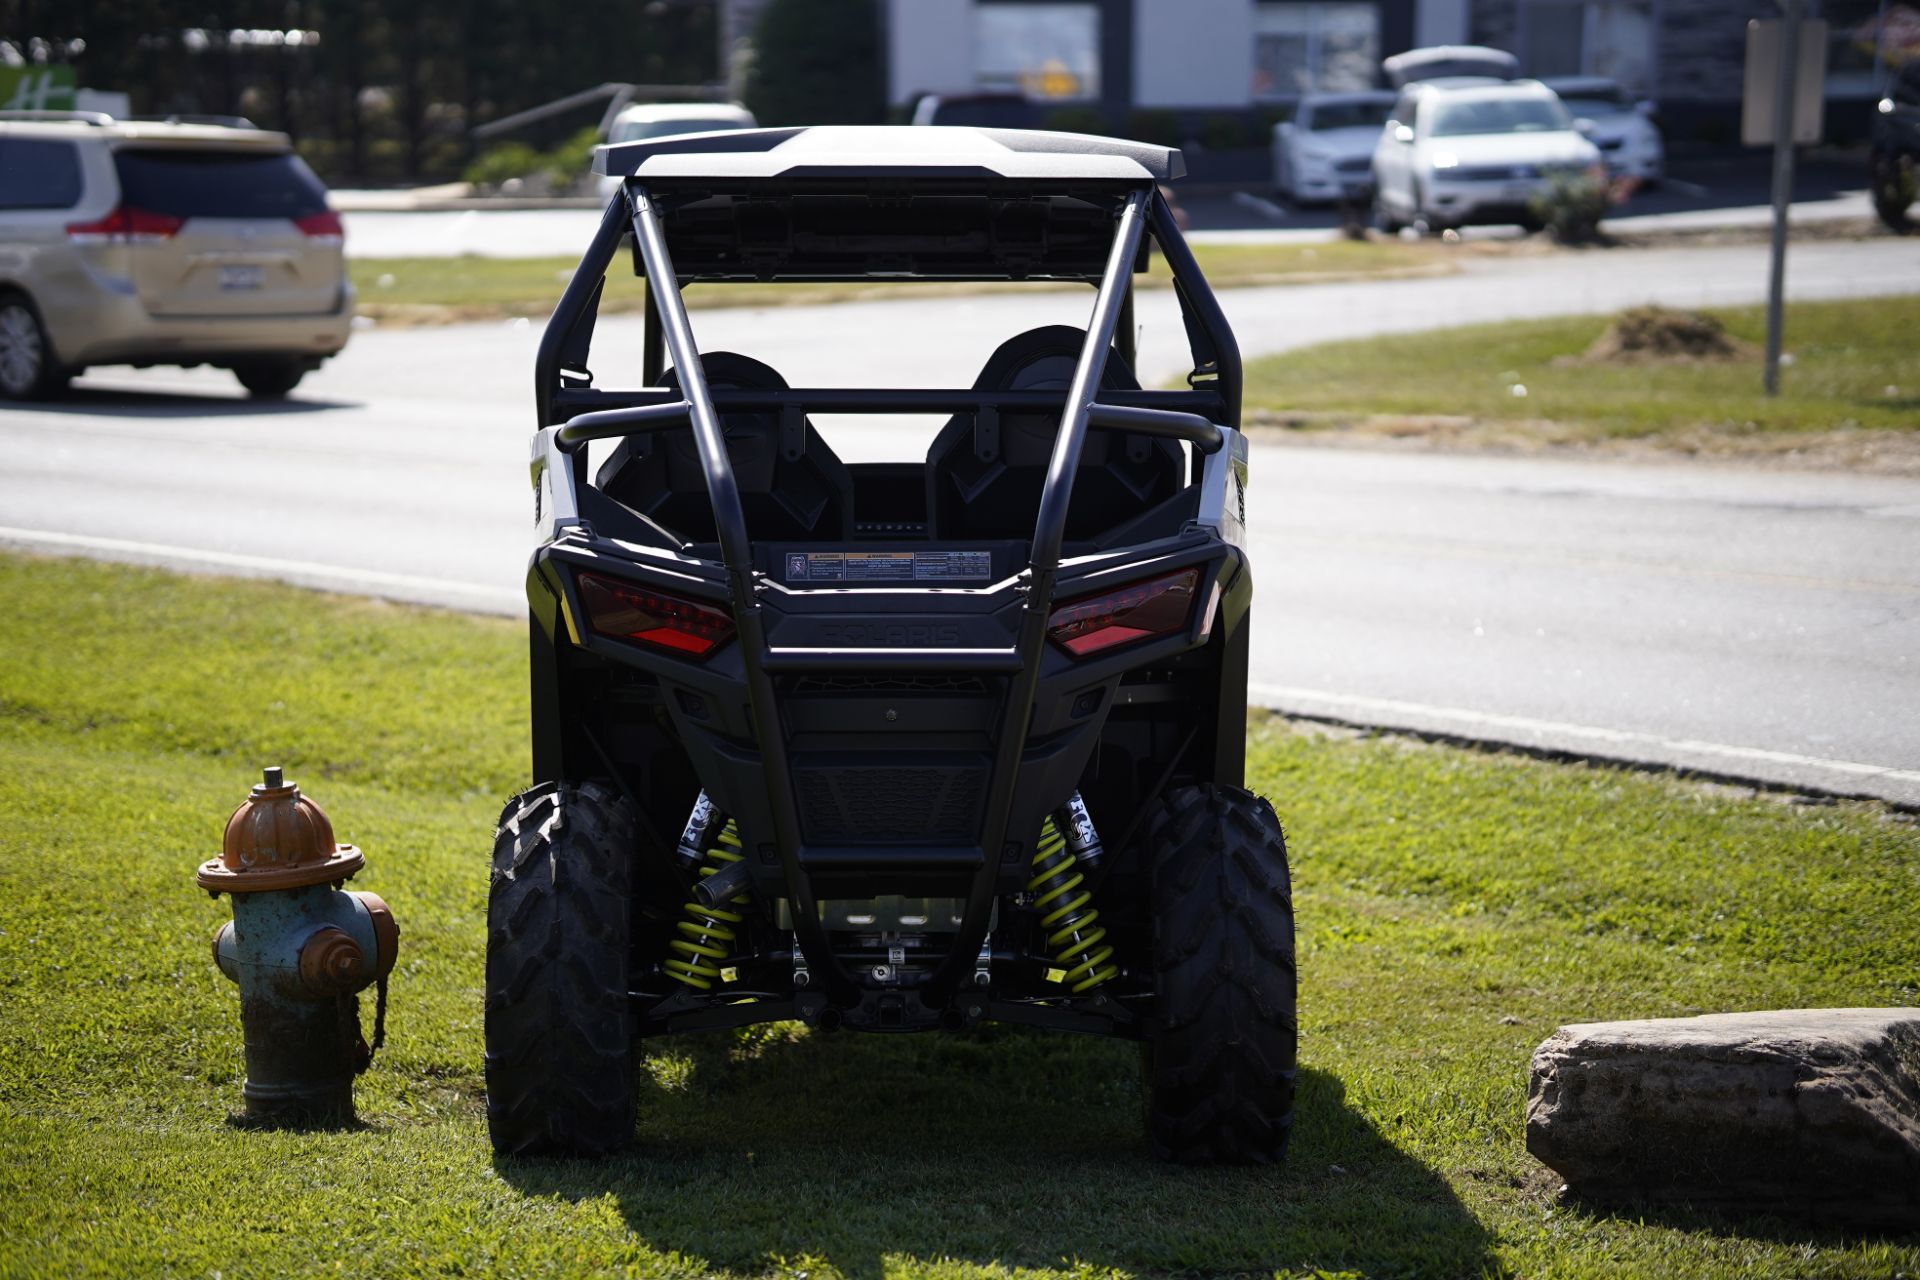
197,766,366,893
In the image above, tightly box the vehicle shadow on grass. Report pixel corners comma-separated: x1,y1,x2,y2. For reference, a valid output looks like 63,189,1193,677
31,385,357,417
497,1027,1495,1279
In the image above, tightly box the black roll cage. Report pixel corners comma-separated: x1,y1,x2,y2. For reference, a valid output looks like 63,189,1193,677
531,177,1244,1012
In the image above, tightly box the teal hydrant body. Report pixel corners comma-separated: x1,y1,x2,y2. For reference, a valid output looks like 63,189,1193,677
200,768,398,1122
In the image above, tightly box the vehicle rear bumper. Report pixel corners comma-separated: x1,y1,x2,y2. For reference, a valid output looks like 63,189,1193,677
51,286,354,368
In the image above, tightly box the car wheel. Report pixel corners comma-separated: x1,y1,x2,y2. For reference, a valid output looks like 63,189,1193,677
1139,784,1297,1164
485,779,638,1157
0,293,70,401
1871,148,1917,233
233,358,308,399
1372,188,1404,233
1412,182,1449,236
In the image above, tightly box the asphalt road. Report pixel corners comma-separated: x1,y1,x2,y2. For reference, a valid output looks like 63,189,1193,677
4,239,1918,803
336,157,1880,256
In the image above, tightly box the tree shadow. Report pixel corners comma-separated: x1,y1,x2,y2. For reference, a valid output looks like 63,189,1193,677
496,1028,1495,1279
31,384,357,418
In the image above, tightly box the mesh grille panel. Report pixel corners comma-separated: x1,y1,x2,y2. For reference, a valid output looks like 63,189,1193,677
794,761,985,843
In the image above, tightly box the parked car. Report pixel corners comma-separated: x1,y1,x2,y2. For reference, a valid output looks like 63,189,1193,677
1543,76,1664,183
1870,62,1920,232
592,102,757,198
907,93,1040,128
1371,79,1603,233
0,112,352,400
1271,91,1396,204
1383,44,1519,88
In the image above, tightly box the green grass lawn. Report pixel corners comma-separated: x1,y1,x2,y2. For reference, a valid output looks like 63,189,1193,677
348,239,1445,325
2,553,1917,1278
1242,296,1920,453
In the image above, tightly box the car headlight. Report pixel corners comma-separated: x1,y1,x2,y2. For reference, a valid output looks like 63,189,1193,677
1430,151,1459,170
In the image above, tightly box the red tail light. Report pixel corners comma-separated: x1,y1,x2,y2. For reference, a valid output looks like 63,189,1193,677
577,573,734,659
295,211,344,243
1047,568,1201,658
65,206,186,243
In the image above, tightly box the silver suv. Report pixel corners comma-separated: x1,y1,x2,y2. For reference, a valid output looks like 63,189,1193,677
0,112,353,400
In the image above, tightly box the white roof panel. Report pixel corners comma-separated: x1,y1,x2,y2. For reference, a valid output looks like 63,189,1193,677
594,125,1183,183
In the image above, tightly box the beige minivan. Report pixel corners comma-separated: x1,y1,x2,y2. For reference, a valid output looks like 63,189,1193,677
0,113,353,400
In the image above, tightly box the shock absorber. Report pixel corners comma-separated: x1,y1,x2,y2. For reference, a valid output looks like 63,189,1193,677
1028,793,1117,992
664,800,747,990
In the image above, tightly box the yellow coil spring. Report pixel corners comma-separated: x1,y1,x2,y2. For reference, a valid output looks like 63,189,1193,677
663,820,746,989
1029,816,1117,992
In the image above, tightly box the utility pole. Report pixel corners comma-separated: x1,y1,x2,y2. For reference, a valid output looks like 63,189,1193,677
1763,0,1805,397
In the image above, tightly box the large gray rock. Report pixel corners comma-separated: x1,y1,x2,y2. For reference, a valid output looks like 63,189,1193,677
1527,1008,1920,1228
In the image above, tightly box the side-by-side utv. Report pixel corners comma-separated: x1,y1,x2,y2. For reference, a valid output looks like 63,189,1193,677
487,125,1295,1163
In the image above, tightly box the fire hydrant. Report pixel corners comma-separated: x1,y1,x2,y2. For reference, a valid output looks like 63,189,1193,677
199,766,398,1122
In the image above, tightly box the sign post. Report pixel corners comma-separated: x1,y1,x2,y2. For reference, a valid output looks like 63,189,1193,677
1744,5,1827,396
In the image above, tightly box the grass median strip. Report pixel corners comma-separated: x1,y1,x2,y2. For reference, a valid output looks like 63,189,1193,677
1243,296,1920,467
2,553,1916,1278
347,239,1448,326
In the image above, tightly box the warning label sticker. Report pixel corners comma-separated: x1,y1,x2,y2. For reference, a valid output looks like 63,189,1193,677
784,550,992,583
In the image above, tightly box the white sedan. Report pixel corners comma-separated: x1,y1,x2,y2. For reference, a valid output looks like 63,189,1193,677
1543,76,1665,184
1271,92,1396,205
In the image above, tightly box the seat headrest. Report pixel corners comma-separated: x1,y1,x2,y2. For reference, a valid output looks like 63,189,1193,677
971,325,1139,393
661,351,789,392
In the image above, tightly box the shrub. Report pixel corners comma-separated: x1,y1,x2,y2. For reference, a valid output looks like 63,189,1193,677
1527,169,1611,243
543,126,603,193
1044,105,1110,136
464,142,542,189
1126,109,1183,146
1198,112,1251,151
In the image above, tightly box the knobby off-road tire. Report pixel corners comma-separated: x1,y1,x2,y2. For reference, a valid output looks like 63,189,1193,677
1141,783,1297,1164
485,779,637,1157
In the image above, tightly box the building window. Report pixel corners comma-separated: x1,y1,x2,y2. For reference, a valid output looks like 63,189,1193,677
975,3,1102,100
1253,3,1381,98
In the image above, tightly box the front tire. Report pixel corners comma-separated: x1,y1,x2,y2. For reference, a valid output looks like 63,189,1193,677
1871,148,1917,233
1141,784,1297,1164
485,780,638,1157
0,293,70,401
1373,188,1405,233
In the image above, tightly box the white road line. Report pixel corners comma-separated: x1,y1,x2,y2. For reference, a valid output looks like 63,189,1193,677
1250,682,1920,792
0,526,523,610
4,525,1913,799
1661,179,1711,199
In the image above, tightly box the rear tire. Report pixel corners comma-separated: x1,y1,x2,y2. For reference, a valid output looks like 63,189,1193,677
485,779,638,1157
0,293,70,401
233,358,307,399
1141,783,1297,1164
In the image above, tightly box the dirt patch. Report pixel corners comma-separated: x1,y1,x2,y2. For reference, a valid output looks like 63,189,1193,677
1563,305,1759,365
1246,412,1920,477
